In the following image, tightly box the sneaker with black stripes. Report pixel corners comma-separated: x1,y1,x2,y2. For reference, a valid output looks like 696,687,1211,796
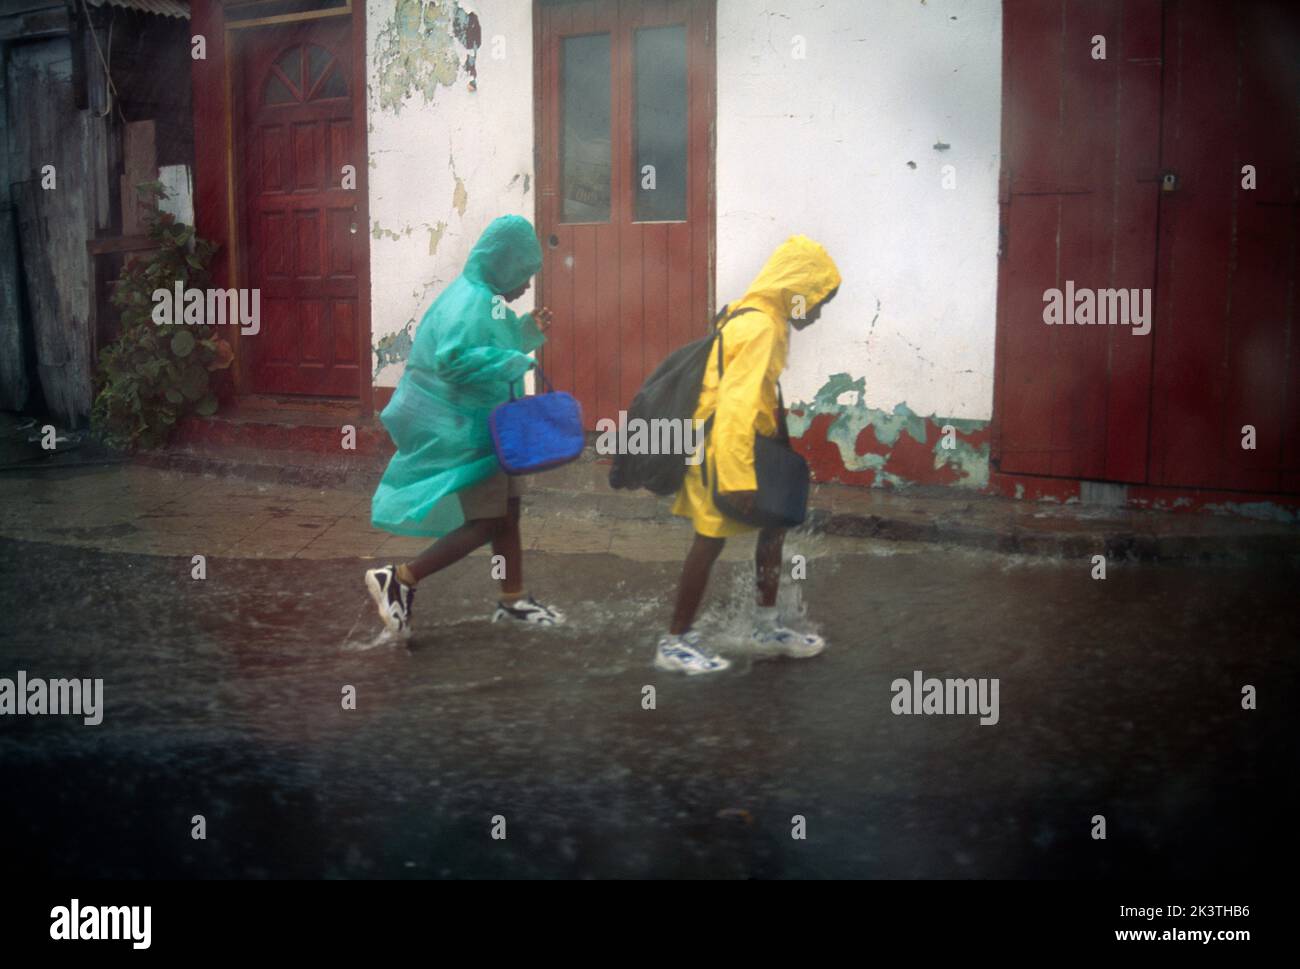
365,565,414,636
491,595,565,627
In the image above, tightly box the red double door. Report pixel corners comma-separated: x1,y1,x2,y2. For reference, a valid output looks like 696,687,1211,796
995,0,1300,493
536,0,715,428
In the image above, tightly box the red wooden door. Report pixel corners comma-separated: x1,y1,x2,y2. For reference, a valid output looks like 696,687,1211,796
994,0,1162,483
995,0,1300,494
537,0,715,427
1147,0,1300,492
238,19,364,398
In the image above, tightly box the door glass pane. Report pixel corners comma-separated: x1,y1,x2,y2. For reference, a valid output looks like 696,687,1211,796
561,33,611,223
307,44,332,88
276,46,303,91
634,25,687,222
316,66,348,100
264,73,295,105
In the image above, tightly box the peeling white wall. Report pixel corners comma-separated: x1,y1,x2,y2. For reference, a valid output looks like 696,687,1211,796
366,0,535,386
717,0,1001,419
366,0,1002,421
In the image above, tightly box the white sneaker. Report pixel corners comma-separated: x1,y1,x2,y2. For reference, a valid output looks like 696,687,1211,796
654,631,731,675
492,595,566,626
365,565,414,636
751,623,825,658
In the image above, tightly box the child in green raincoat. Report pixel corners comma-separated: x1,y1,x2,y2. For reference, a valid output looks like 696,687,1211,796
365,215,565,636
656,235,841,675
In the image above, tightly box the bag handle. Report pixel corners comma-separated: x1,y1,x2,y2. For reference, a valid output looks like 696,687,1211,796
507,360,553,400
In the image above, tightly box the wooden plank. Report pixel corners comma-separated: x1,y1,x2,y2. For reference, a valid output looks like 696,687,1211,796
596,220,621,418
8,38,107,425
996,0,1066,473
642,222,669,390
1004,0,1064,193
121,120,158,235
1101,0,1161,483
1048,0,1116,480
0,205,30,411
999,196,1061,472
1148,0,1240,488
615,0,644,407
545,2,577,396
618,216,644,406
0,7,70,43
86,235,160,255
689,0,715,326
572,225,598,417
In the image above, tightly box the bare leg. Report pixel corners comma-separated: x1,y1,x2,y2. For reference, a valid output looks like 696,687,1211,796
670,533,726,635
755,527,785,607
490,498,524,597
403,516,502,584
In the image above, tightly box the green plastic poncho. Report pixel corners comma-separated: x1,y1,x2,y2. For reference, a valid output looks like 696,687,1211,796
371,215,545,537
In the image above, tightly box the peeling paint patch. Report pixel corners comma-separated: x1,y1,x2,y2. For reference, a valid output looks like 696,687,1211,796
374,321,415,378
451,5,482,91
787,372,989,489
427,220,448,255
374,219,442,244
452,173,468,215
373,0,482,113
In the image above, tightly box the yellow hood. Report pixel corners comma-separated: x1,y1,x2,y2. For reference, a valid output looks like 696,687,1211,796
736,235,841,320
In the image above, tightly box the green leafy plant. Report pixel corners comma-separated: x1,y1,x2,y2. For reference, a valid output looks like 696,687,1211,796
91,182,233,450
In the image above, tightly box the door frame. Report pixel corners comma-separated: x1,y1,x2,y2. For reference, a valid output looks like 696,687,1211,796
223,1,373,414
531,0,718,392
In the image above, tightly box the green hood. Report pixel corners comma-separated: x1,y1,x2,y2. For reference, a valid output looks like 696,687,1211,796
462,215,543,295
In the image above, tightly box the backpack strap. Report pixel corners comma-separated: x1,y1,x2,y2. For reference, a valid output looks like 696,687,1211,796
699,305,766,488
713,305,761,380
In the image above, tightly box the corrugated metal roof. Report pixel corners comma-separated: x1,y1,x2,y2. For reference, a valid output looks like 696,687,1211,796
85,0,190,20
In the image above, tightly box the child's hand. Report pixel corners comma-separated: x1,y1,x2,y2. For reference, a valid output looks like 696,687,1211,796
533,307,553,333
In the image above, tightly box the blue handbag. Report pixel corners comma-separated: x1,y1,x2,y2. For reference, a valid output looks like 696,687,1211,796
490,366,585,475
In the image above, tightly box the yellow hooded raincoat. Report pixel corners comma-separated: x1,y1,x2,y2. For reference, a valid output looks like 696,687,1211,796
672,235,842,537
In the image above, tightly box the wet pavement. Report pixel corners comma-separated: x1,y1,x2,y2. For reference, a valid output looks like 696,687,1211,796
0,462,1297,878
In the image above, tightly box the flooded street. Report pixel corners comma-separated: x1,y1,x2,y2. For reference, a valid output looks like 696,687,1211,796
2,526,1295,878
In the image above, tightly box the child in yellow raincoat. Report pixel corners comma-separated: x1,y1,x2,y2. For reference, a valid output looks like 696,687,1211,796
656,235,841,675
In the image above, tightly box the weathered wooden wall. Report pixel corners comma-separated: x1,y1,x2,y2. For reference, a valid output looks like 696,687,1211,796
5,37,112,426
0,35,29,412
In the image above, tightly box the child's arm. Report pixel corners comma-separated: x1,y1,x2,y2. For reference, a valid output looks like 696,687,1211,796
432,300,535,386
433,344,534,386
514,308,549,355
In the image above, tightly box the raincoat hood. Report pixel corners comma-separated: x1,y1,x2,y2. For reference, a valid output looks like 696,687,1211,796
462,215,544,295
738,235,841,320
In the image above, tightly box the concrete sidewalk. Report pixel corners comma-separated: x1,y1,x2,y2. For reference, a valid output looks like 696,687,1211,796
127,441,1300,563
0,461,868,565
2,407,1295,563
